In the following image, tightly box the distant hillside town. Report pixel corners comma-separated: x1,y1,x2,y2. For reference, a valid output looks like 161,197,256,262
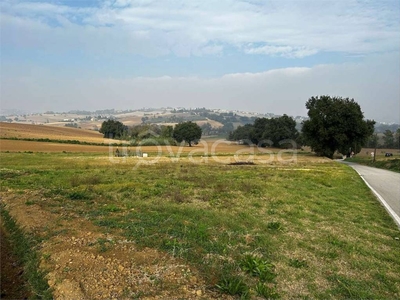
0,107,398,136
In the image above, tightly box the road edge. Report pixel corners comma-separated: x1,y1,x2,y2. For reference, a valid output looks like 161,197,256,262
352,168,400,229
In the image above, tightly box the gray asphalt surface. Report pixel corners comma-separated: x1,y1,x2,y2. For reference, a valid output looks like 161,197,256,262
340,161,400,225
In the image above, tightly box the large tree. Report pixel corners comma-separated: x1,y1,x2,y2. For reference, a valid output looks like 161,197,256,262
99,119,128,139
173,121,202,146
302,95,375,158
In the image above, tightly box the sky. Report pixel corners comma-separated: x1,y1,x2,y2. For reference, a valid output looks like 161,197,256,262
0,0,399,122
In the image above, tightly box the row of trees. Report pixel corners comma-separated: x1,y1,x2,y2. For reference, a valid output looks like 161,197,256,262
366,129,400,149
228,115,299,148
101,96,396,158
100,120,202,146
229,96,379,159
383,129,400,149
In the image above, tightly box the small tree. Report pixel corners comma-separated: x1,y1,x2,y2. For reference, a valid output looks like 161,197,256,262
383,130,395,149
367,133,379,149
228,124,255,145
302,95,375,158
173,121,202,146
395,128,400,149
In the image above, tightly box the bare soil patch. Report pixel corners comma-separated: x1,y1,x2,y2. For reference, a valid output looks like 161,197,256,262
1,192,229,299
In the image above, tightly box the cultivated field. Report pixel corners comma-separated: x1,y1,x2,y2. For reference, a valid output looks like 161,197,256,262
196,119,224,128
0,122,116,144
0,140,111,153
1,150,399,299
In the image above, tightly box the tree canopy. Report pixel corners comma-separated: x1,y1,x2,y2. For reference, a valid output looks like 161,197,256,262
129,124,173,139
99,119,128,139
302,95,375,158
229,124,255,145
173,121,202,146
229,115,299,148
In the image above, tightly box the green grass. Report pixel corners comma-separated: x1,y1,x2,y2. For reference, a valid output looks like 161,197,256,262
240,255,276,282
346,156,400,172
1,152,400,299
216,276,249,298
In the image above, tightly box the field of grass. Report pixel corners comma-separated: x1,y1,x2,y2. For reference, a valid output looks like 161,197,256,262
1,151,399,299
0,136,280,156
346,157,400,173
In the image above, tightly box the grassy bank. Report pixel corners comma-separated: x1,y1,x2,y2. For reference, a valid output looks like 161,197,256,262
1,152,399,299
346,156,400,173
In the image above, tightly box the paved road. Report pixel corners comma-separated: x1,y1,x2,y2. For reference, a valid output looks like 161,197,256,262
339,161,400,227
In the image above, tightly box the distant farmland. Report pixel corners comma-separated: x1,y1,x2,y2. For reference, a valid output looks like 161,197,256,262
0,122,259,154
0,140,112,153
0,122,114,144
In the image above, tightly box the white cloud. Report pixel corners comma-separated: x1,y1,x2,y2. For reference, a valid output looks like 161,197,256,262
1,0,399,57
244,45,318,58
1,1,398,122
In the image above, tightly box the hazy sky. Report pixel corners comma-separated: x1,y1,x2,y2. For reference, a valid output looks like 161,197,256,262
1,0,399,122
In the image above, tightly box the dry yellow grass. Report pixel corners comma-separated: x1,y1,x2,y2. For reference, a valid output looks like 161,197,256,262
0,122,317,160
358,148,400,157
0,138,318,166
0,122,117,144
196,119,224,128
0,138,259,154
118,116,142,126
